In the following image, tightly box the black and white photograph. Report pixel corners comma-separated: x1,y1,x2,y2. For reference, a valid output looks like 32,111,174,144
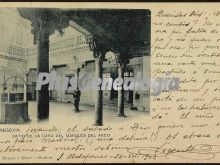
0,8,151,125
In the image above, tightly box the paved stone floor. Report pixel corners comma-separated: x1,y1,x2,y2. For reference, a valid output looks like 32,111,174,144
27,101,149,125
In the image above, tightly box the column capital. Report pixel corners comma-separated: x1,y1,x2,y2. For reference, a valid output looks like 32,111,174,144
86,35,108,59
25,72,29,77
31,17,42,34
115,52,130,68
31,17,53,44
75,67,80,73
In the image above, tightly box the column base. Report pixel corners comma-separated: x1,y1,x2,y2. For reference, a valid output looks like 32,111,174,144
37,118,49,122
93,122,103,126
38,114,49,120
117,113,127,117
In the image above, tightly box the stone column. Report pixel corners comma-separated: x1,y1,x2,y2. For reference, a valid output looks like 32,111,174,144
116,53,129,117
33,18,50,120
94,54,104,125
76,68,80,90
76,68,80,78
117,63,125,117
23,73,28,102
7,93,10,102
87,36,106,126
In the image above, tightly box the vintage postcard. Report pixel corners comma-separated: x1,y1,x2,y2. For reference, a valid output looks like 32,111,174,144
0,2,219,163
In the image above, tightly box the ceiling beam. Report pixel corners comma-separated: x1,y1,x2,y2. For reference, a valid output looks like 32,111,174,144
69,20,91,36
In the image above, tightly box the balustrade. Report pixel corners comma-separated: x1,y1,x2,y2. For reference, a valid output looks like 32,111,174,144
26,34,88,56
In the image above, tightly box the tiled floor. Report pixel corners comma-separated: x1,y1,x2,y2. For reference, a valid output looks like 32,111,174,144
27,101,149,125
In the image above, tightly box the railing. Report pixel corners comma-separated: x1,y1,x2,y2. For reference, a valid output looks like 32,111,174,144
0,34,88,58
26,34,88,56
0,42,25,57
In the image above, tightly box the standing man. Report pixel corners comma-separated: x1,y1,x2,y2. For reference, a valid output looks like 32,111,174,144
72,88,81,113
65,68,81,113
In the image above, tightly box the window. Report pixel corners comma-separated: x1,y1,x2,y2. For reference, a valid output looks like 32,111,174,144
124,71,133,77
103,73,111,78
